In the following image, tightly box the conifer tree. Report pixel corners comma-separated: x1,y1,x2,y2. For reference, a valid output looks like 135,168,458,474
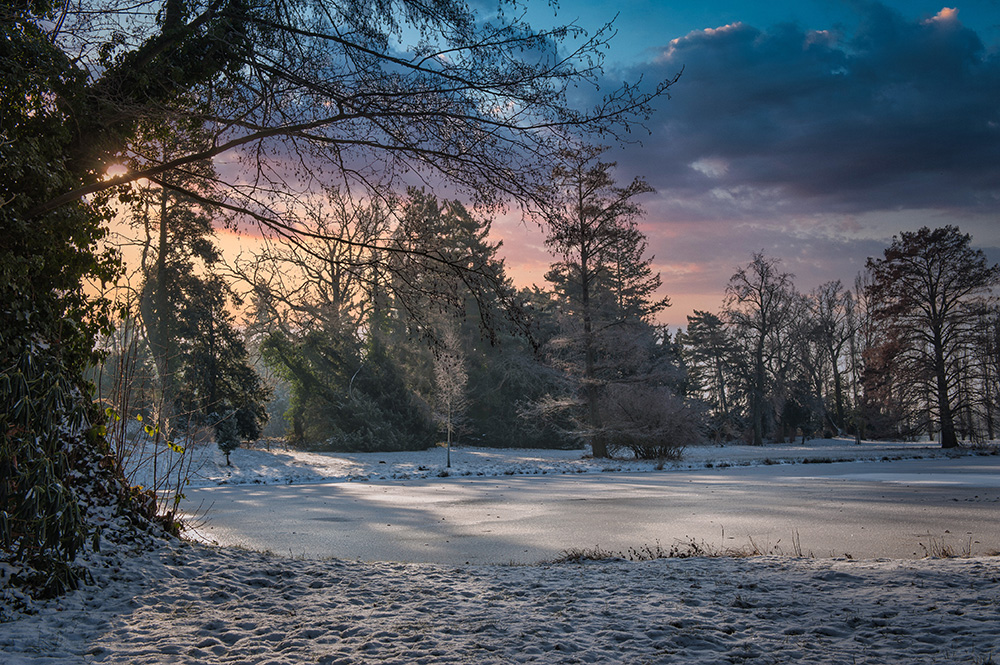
542,148,669,457
131,125,269,445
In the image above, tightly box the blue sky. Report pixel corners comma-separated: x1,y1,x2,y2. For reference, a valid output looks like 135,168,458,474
493,0,1000,326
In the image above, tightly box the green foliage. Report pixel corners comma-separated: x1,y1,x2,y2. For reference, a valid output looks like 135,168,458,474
128,127,270,441
0,346,89,596
214,409,241,465
170,274,270,440
0,2,123,597
263,328,436,451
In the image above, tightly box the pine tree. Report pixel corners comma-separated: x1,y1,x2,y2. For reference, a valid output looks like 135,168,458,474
541,147,672,457
131,125,269,443
680,310,736,440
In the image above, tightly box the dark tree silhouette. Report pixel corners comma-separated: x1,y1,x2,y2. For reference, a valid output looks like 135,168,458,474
724,253,798,446
865,226,999,448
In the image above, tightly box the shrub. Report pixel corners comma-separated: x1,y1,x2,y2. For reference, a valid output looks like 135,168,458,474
600,385,705,460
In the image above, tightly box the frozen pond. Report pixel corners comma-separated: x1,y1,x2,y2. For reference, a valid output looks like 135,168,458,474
183,455,1000,562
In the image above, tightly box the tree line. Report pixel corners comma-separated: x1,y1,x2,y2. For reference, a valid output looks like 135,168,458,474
685,226,999,449
4,0,994,602
97,146,686,462
98,136,1000,465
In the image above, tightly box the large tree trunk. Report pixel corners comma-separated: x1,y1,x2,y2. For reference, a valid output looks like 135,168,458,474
831,361,846,430
581,253,607,458
934,337,958,449
140,187,175,435
752,346,765,446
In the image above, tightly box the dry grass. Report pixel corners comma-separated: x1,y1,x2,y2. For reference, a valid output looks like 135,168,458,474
918,535,975,559
551,531,809,563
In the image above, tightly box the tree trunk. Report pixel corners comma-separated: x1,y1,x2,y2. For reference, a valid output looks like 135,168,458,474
934,339,958,448
752,345,765,446
149,187,174,434
582,267,607,458
831,361,845,430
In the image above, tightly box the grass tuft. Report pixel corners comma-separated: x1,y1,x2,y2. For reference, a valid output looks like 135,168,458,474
550,532,811,563
918,535,974,559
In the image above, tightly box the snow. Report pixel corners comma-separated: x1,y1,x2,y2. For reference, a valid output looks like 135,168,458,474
129,436,950,489
3,438,999,664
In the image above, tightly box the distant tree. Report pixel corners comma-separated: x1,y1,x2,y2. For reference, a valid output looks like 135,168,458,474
865,226,1000,448
390,188,517,340
171,277,270,442
972,306,1000,440
808,281,856,433
262,325,436,450
231,190,394,338
680,310,737,441
129,127,269,442
600,384,703,460
724,253,798,446
214,409,241,466
4,0,674,595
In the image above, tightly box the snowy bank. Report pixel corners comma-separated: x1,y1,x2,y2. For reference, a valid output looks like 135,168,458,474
129,436,959,489
3,538,999,664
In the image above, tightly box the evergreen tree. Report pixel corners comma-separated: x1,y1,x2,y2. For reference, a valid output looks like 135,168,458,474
1,4,133,595
389,190,567,448
128,126,269,444
541,147,674,457
262,327,436,451
680,310,738,441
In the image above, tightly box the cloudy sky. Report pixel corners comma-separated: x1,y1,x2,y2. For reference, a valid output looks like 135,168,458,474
489,0,1000,327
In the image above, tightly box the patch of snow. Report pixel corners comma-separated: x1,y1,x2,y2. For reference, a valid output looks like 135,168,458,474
3,539,998,663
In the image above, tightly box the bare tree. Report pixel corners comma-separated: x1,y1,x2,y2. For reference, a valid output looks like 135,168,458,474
809,281,856,433
229,190,394,337
29,0,678,240
724,253,798,446
865,226,999,448
433,323,468,468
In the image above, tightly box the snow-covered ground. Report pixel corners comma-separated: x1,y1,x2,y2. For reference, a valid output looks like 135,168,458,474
3,439,999,664
129,435,954,489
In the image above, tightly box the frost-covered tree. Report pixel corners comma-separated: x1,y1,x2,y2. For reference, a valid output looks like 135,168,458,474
433,325,468,468
4,0,673,593
542,148,676,457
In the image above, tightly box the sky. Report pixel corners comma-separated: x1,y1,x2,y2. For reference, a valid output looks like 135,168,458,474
483,0,1000,327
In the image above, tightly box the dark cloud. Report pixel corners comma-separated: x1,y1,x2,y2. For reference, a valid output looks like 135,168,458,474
611,2,1000,216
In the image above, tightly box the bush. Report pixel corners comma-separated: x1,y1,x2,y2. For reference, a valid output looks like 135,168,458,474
600,385,705,460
